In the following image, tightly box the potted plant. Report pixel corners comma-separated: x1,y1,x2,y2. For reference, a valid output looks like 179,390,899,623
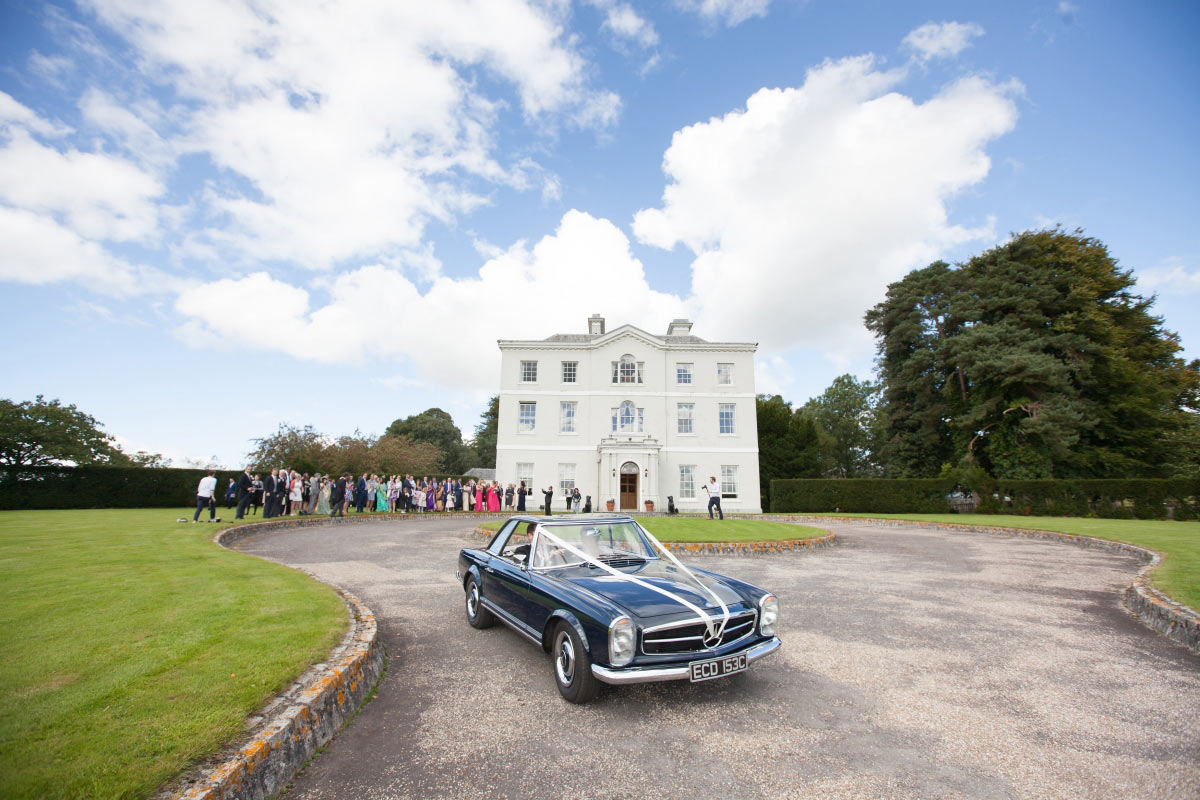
605,498,615,511
644,499,654,512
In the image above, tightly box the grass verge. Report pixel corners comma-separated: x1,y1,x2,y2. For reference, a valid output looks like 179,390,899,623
476,515,828,542
0,508,348,800
805,513,1200,612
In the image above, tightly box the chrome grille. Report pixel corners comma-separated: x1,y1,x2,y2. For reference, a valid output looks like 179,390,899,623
640,610,757,655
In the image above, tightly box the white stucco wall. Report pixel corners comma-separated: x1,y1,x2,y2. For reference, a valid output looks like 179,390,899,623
494,320,761,513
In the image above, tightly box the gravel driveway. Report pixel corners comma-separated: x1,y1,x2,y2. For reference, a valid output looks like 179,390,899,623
233,516,1200,799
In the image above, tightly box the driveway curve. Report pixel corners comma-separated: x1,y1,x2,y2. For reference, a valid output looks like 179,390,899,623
233,517,1199,799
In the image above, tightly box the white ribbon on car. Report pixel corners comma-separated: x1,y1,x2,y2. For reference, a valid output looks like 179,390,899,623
534,526,731,641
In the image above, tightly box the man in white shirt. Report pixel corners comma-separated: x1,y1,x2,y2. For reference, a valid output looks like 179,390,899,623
193,470,220,523
703,475,723,520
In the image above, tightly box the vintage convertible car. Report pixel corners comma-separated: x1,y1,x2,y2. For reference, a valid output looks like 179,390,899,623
456,515,780,703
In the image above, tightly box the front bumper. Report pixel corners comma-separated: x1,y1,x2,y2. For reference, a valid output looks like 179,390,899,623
590,636,781,685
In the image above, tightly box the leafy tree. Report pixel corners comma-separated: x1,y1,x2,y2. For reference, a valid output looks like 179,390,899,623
371,434,441,476
802,375,881,478
866,229,1200,478
124,450,172,468
756,394,820,505
0,396,128,467
385,408,466,473
467,395,499,469
246,424,328,473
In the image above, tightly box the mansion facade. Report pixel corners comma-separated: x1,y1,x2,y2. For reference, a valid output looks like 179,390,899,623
495,316,761,514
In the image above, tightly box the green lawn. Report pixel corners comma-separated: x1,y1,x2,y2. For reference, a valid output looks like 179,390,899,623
0,509,348,800
477,515,828,542
805,513,1200,612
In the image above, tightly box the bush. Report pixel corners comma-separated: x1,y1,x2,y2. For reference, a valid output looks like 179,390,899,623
770,477,1200,519
0,467,475,510
0,466,237,510
770,478,957,514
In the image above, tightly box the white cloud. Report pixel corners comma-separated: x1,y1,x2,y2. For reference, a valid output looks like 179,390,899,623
175,210,687,391
0,127,163,242
77,0,619,270
675,0,770,27
903,21,985,61
0,91,71,137
632,54,1019,354
0,206,147,294
587,0,659,47
1137,261,1200,295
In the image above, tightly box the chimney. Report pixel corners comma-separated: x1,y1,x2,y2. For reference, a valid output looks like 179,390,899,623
666,319,693,336
588,314,606,335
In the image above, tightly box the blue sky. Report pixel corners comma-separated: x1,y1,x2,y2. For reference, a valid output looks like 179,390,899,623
1,0,1197,467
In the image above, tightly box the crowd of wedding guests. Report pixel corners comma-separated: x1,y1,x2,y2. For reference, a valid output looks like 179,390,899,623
230,469,550,520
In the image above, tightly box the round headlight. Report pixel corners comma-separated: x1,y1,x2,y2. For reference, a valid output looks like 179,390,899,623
759,594,779,637
609,616,635,667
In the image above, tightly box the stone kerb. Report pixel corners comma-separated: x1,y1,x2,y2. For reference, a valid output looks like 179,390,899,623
775,514,1199,654
171,518,391,800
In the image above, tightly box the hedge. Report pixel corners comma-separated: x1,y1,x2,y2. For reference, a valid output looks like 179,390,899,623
769,477,1200,520
0,466,239,510
0,467,474,510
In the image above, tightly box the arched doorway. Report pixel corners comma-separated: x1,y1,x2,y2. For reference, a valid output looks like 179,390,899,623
619,462,639,511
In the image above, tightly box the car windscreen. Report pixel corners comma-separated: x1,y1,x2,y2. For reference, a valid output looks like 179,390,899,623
531,521,653,569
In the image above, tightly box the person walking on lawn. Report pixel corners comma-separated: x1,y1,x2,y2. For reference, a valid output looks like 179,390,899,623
235,467,254,519
193,470,219,523
703,476,723,520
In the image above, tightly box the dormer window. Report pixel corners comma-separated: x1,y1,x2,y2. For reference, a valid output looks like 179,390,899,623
611,354,643,384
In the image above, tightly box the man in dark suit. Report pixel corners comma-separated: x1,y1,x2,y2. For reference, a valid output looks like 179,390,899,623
263,469,279,518
330,474,347,517
542,485,553,517
355,473,368,513
235,467,255,519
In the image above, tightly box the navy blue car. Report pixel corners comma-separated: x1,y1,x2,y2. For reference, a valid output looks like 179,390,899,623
456,515,781,703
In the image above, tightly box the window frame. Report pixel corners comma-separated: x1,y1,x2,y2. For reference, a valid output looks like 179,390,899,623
520,360,538,383
720,465,738,498
717,362,734,385
676,362,693,385
559,400,577,434
518,401,537,433
676,402,694,435
718,402,736,435
561,361,578,384
679,465,696,499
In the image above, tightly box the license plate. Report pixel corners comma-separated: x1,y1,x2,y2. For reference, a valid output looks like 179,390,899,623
689,652,748,683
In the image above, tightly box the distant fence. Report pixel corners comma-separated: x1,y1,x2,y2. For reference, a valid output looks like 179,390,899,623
0,466,471,510
769,478,1200,520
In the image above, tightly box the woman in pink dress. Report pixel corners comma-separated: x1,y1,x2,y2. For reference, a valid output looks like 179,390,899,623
475,482,484,512
487,482,500,512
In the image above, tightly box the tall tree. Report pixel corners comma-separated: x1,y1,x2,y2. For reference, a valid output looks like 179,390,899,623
803,375,881,478
467,395,499,469
756,394,819,505
246,424,328,473
866,229,1200,478
385,408,465,473
0,396,128,467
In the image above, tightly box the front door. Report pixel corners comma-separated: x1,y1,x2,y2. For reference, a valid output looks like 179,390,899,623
619,461,638,510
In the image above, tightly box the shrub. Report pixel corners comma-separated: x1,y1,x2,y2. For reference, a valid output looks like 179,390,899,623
770,477,1200,519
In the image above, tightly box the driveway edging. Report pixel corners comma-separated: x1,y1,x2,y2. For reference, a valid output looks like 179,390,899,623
772,514,1199,654
171,519,387,800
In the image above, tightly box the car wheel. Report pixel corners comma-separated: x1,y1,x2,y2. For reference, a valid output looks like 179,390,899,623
464,577,494,629
552,621,598,704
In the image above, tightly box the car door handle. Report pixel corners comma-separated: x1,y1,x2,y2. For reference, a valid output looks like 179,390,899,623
485,567,495,573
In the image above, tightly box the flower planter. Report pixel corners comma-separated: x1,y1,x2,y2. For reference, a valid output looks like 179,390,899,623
644,500,654,512
605,499,615,511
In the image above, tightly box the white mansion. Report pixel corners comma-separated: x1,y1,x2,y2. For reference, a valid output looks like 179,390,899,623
495,316,761,514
